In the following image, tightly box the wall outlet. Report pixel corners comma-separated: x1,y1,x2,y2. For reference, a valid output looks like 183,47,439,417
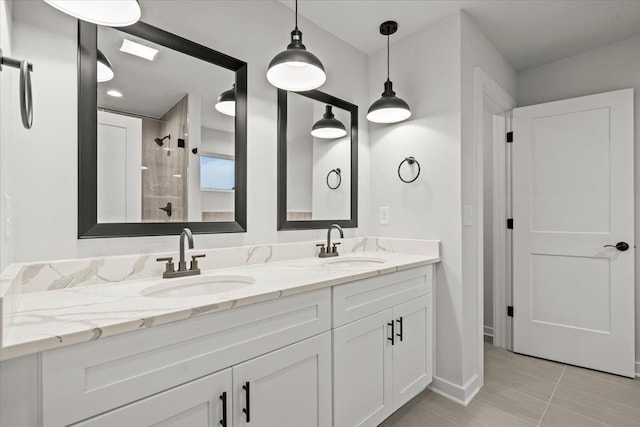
379,207,390,225
463,205,473,227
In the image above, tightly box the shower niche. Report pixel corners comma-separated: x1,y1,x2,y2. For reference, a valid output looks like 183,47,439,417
78,21,247,237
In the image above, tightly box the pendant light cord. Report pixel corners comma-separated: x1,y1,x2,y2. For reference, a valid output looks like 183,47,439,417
295,0,298,30
386,33,390,81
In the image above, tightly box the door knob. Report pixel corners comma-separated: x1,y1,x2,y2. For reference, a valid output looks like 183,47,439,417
603,242,629,252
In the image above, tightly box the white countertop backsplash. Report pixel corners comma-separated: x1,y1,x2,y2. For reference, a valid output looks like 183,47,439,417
0,237,440,360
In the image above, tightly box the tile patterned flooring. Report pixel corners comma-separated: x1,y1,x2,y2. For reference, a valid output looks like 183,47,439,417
381,338,640,426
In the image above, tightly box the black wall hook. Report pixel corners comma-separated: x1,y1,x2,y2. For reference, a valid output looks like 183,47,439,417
398,156,421,183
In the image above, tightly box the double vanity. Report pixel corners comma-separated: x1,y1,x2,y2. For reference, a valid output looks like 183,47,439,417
0,237,439,427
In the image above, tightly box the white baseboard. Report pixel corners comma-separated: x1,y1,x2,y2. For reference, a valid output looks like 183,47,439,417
428,374,482,406
483,326,494,337
635,361,639,378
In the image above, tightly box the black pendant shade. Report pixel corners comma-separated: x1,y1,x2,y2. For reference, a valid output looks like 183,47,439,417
97,49,114,83
215,84,236,117
266,0,326,91
367,21,411,124
311,105,347,139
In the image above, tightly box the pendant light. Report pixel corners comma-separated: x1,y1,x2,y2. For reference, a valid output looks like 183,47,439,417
266,0,326,91
97,49,114,82
311,105,347,139
43,0,141,27
215,84,236,117
367,21,411,124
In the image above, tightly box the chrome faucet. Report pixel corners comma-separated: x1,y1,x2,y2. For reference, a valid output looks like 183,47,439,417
317,223,344,258
157,228,206,278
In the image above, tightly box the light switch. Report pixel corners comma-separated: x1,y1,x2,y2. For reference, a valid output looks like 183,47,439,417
463,205,473,227
379,207,390,225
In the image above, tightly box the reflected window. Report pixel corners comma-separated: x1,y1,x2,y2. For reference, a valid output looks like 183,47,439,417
200,155,235,191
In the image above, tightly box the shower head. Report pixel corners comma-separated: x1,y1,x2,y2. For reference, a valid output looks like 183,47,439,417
154,135,170,146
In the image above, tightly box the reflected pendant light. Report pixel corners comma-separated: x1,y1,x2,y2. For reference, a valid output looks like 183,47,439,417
43,0,141,27
266,0,326,91
215,84,236,117
311,105,347,139
97,49,114,82
367,21,411,124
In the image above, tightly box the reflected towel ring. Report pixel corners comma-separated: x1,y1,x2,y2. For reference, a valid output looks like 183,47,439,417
398,156,420,183
326,168,342,190
0,49,34,129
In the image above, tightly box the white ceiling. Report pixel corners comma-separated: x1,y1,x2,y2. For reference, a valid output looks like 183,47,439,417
97,25,235,132
281,0,640,71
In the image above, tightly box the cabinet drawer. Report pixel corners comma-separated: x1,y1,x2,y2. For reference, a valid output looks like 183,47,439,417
42,288,330,427
333,266,432,327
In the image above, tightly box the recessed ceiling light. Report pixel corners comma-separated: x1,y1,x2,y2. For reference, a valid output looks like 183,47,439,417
120,39,159,61
141,166,148,170
172,174,182,178
107,90,123,98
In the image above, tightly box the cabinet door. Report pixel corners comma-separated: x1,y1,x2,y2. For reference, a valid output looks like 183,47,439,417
392,294,432,410
74,368,232,427
232,332,331,427
333,309,393,427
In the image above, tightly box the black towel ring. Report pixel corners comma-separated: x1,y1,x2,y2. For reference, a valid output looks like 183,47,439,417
0,49,34,129
398,157,421,183
326,168,342,190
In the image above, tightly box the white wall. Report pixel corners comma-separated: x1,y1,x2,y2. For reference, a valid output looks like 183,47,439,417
367,9,516,398
368,13,464,387
460,11,517,390
518,31,640,370
5,0,370,264
0,0,15,272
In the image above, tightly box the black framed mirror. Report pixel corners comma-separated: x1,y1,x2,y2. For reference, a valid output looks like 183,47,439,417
277,89,358,230
78,21,247,238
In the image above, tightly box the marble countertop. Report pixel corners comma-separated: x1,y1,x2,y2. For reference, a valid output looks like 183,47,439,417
1,251,439,360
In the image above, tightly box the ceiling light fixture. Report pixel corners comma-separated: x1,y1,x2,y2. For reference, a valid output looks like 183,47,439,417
106,89,123,97
311,105,347,139
215,84,236,117
367,21,411,124
97,49,114,82
43,0,141,27
120,39,159,61
266,0,326,91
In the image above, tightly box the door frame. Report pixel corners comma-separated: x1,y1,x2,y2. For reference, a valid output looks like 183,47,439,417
473,67,515,382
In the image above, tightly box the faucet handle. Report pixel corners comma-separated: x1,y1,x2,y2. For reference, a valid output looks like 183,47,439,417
190,254,206,271
156,257,175,274
316,243,327,255
332,242,341,253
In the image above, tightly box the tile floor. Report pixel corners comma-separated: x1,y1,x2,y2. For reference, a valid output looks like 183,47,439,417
381,338,640,426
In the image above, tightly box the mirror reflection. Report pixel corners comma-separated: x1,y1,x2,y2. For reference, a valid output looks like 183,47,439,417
286,92,352,221
96,26,236,224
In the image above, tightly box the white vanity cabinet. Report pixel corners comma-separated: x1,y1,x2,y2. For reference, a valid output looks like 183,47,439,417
333,266,433,427
74,332,332,427
232,332,331,427
0,263,435,427
73,368,232,427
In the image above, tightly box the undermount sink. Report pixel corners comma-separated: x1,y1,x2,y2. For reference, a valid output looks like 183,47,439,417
141,275,255,298
323,257,386,267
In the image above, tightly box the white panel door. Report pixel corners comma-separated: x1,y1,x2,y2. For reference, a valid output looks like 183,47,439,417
392,295,432,410
333,309,393,427
512,89,634,377
97,111,142,223
74,368,232,426
232,332,331,427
